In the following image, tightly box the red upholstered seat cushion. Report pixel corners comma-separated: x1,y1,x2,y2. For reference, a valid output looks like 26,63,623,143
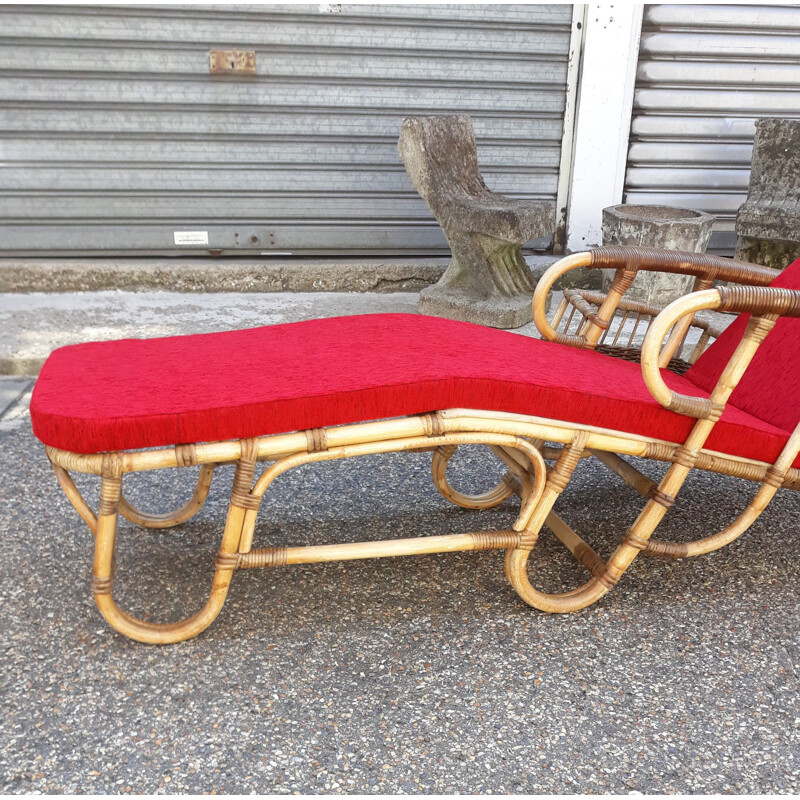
31,313,792,463
686,256,800,435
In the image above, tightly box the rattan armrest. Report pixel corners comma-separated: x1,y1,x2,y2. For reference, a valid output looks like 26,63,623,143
534,246,780,352
588,246,778,286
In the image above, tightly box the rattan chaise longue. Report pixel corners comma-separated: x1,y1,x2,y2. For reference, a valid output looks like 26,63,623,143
31,246,800,643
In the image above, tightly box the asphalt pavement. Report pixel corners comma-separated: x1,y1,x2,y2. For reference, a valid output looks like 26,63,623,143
2,372,800,793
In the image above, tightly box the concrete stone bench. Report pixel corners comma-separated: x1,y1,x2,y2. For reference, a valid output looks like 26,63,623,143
736,118,800,270
399,115,554,328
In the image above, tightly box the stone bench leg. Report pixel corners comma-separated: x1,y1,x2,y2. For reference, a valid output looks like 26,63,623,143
419,234,535,329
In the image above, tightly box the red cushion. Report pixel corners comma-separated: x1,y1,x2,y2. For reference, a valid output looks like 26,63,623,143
31,313,792,463
686,256,800,433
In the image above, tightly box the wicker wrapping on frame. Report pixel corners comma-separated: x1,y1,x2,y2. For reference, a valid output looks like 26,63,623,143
589,246,778,285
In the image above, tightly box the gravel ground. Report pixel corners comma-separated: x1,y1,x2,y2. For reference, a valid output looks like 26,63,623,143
2,390,800,793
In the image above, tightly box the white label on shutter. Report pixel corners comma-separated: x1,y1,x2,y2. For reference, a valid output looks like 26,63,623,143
173,231,209,245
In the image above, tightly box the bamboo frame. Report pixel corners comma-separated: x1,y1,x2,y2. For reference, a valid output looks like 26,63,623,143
119,464,215,529
41,247,800,643
554,286,725,372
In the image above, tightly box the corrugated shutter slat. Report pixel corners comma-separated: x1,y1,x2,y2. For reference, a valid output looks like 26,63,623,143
0,3,572,256
624,3,800,255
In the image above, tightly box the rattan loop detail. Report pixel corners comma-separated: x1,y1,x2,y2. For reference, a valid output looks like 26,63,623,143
229,438,260,510
516,530,539,551
238,547,289,568
668,394,724,421
239,437,259,463
546,469,570,495
575,544,607,578
547,433,587,494
470,530,520,551
597,564,623,591
643,442,676,461
229,490,262,511
609,267,636,295
214,551,240,571
673,445,699,469
643,539,689,558
175,443,199,467
743,316,778,345
587,313,610,330
92,575,114,595
421,412,446,437
98,475,122,516
305,428,329,453
783,471,800,491
648,488,676,509
764,466,785,489
101,452,123,479
623,532,650,551
552,331,590,348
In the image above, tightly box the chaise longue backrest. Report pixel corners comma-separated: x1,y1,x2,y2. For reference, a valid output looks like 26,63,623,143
686,255,800,433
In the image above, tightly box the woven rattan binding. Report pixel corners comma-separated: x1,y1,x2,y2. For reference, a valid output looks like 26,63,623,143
589,246,778,285
594,343,692,375
717,286,800,317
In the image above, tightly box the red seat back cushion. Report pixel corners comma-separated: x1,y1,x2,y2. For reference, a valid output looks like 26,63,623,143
686,256,800,433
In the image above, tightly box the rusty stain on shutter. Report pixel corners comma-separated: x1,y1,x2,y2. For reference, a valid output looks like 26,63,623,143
209,50,256,74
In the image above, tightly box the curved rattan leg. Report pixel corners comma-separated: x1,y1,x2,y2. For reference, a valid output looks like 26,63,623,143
503,432,611,612
645,466,784,558
237,431,548,557
93,507,241,644
119,464,216,529
505,547,608,613
431,445,516,509
51,463,98,535
643,421,800,560
91,444,257,644
506,434,715,612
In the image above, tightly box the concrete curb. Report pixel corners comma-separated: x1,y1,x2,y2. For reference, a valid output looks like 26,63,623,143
0,258,447,294
0,255,570,294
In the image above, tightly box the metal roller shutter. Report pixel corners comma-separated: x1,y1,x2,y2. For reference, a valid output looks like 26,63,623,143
0,4,573,256
624,4,800,254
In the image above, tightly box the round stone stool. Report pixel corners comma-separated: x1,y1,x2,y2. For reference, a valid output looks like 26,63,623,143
602,204,714,305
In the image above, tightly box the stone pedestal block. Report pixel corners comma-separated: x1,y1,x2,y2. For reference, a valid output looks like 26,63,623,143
736,118,800,270
601,204,714,305
398,115,554,329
